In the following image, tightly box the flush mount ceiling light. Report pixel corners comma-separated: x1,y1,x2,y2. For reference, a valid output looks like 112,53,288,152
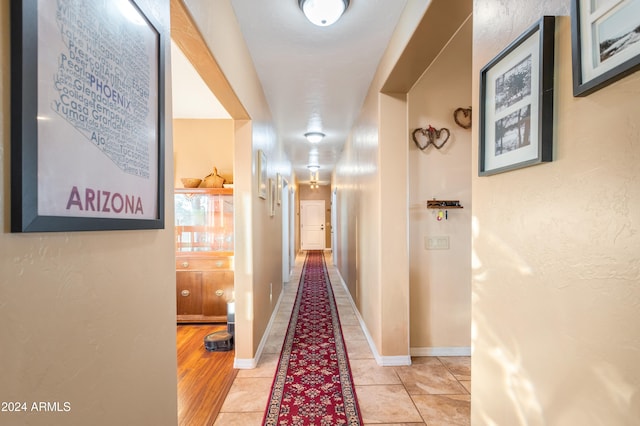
304,131,325,143
307,164,320,173
298,0,350,27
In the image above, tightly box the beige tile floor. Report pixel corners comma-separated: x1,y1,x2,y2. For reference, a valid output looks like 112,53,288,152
214,252,471,426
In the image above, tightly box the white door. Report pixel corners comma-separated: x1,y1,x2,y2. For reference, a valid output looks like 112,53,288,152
301,200,325,250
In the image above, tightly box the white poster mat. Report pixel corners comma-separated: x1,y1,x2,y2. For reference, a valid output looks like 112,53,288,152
36,0,159,219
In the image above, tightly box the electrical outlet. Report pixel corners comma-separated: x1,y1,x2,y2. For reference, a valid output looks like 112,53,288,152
425,236,449,250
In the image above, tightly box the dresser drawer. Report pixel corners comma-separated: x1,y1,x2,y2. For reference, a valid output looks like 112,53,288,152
176,256,233,271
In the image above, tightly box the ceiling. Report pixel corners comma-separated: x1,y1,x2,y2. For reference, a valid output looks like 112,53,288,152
172,0,408,184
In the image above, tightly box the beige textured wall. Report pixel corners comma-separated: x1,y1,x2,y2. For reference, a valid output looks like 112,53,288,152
0,0,178,425
335,0,473,360
378,93,412,357
335,95,384,352
472,1,640,424
334,0,432,360
173,119,234,186
182,0,289,361
407,18,472,352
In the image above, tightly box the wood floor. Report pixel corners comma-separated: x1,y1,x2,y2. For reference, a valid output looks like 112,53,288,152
177,324,238,426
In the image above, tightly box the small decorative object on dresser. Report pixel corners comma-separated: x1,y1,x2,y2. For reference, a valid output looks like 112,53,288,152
202,167,225,188
181,178,202,188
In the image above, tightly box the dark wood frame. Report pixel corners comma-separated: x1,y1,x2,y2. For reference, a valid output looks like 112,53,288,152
571,0,640,96
10,0,166,232
479,16,555,176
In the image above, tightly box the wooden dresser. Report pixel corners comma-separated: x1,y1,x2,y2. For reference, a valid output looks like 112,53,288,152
175,188,234,323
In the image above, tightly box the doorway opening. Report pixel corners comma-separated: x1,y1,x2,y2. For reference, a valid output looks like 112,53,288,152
170,1,249,423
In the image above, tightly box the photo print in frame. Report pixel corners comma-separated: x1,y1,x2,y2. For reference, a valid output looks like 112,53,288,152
479,16,555,176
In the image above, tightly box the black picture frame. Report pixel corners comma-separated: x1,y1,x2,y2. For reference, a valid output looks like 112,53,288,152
11,0,165,232
571,0,640,97
479,16,555,176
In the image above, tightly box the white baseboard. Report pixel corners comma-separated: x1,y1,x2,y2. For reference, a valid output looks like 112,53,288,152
410,346,472,357
233,283,287,370
334,270,411,367
233,357,257,369
236,264,470,369
377,355,412,366
333,269,469,363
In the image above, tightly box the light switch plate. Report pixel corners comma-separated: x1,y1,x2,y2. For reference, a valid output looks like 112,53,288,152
425,236,449,250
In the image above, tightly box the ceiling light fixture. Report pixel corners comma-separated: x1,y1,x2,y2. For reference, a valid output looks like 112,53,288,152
298,0,349,27
304,131,325,143
307,164,320,173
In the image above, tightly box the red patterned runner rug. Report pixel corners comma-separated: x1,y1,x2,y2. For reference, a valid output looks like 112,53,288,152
263,250,362,425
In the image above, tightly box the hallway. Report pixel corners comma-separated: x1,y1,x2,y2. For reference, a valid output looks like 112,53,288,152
214,252,471,425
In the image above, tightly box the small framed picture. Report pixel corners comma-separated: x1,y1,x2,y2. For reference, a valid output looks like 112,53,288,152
268,178,275,217
571,0,640,96
257,150,267,199
479,16,555,176
276,173,282,205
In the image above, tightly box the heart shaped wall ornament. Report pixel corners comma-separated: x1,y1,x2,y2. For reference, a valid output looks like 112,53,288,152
430,127,450,149
453,107,472,129
412,127,431,150
412,125,451,151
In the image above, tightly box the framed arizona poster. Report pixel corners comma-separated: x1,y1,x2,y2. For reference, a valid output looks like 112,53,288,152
11,0,166,232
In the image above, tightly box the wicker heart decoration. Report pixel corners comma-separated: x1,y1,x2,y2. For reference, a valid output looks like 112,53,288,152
431,127,450,149
412,127,431,150
412,126,450,150
453,107,472,129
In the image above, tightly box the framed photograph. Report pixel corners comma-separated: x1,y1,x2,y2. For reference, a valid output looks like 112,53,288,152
257,150,267,199
571,0,640,96
276,173,282,205
268,178,275,217
479,16,555,176
10,0,165,232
